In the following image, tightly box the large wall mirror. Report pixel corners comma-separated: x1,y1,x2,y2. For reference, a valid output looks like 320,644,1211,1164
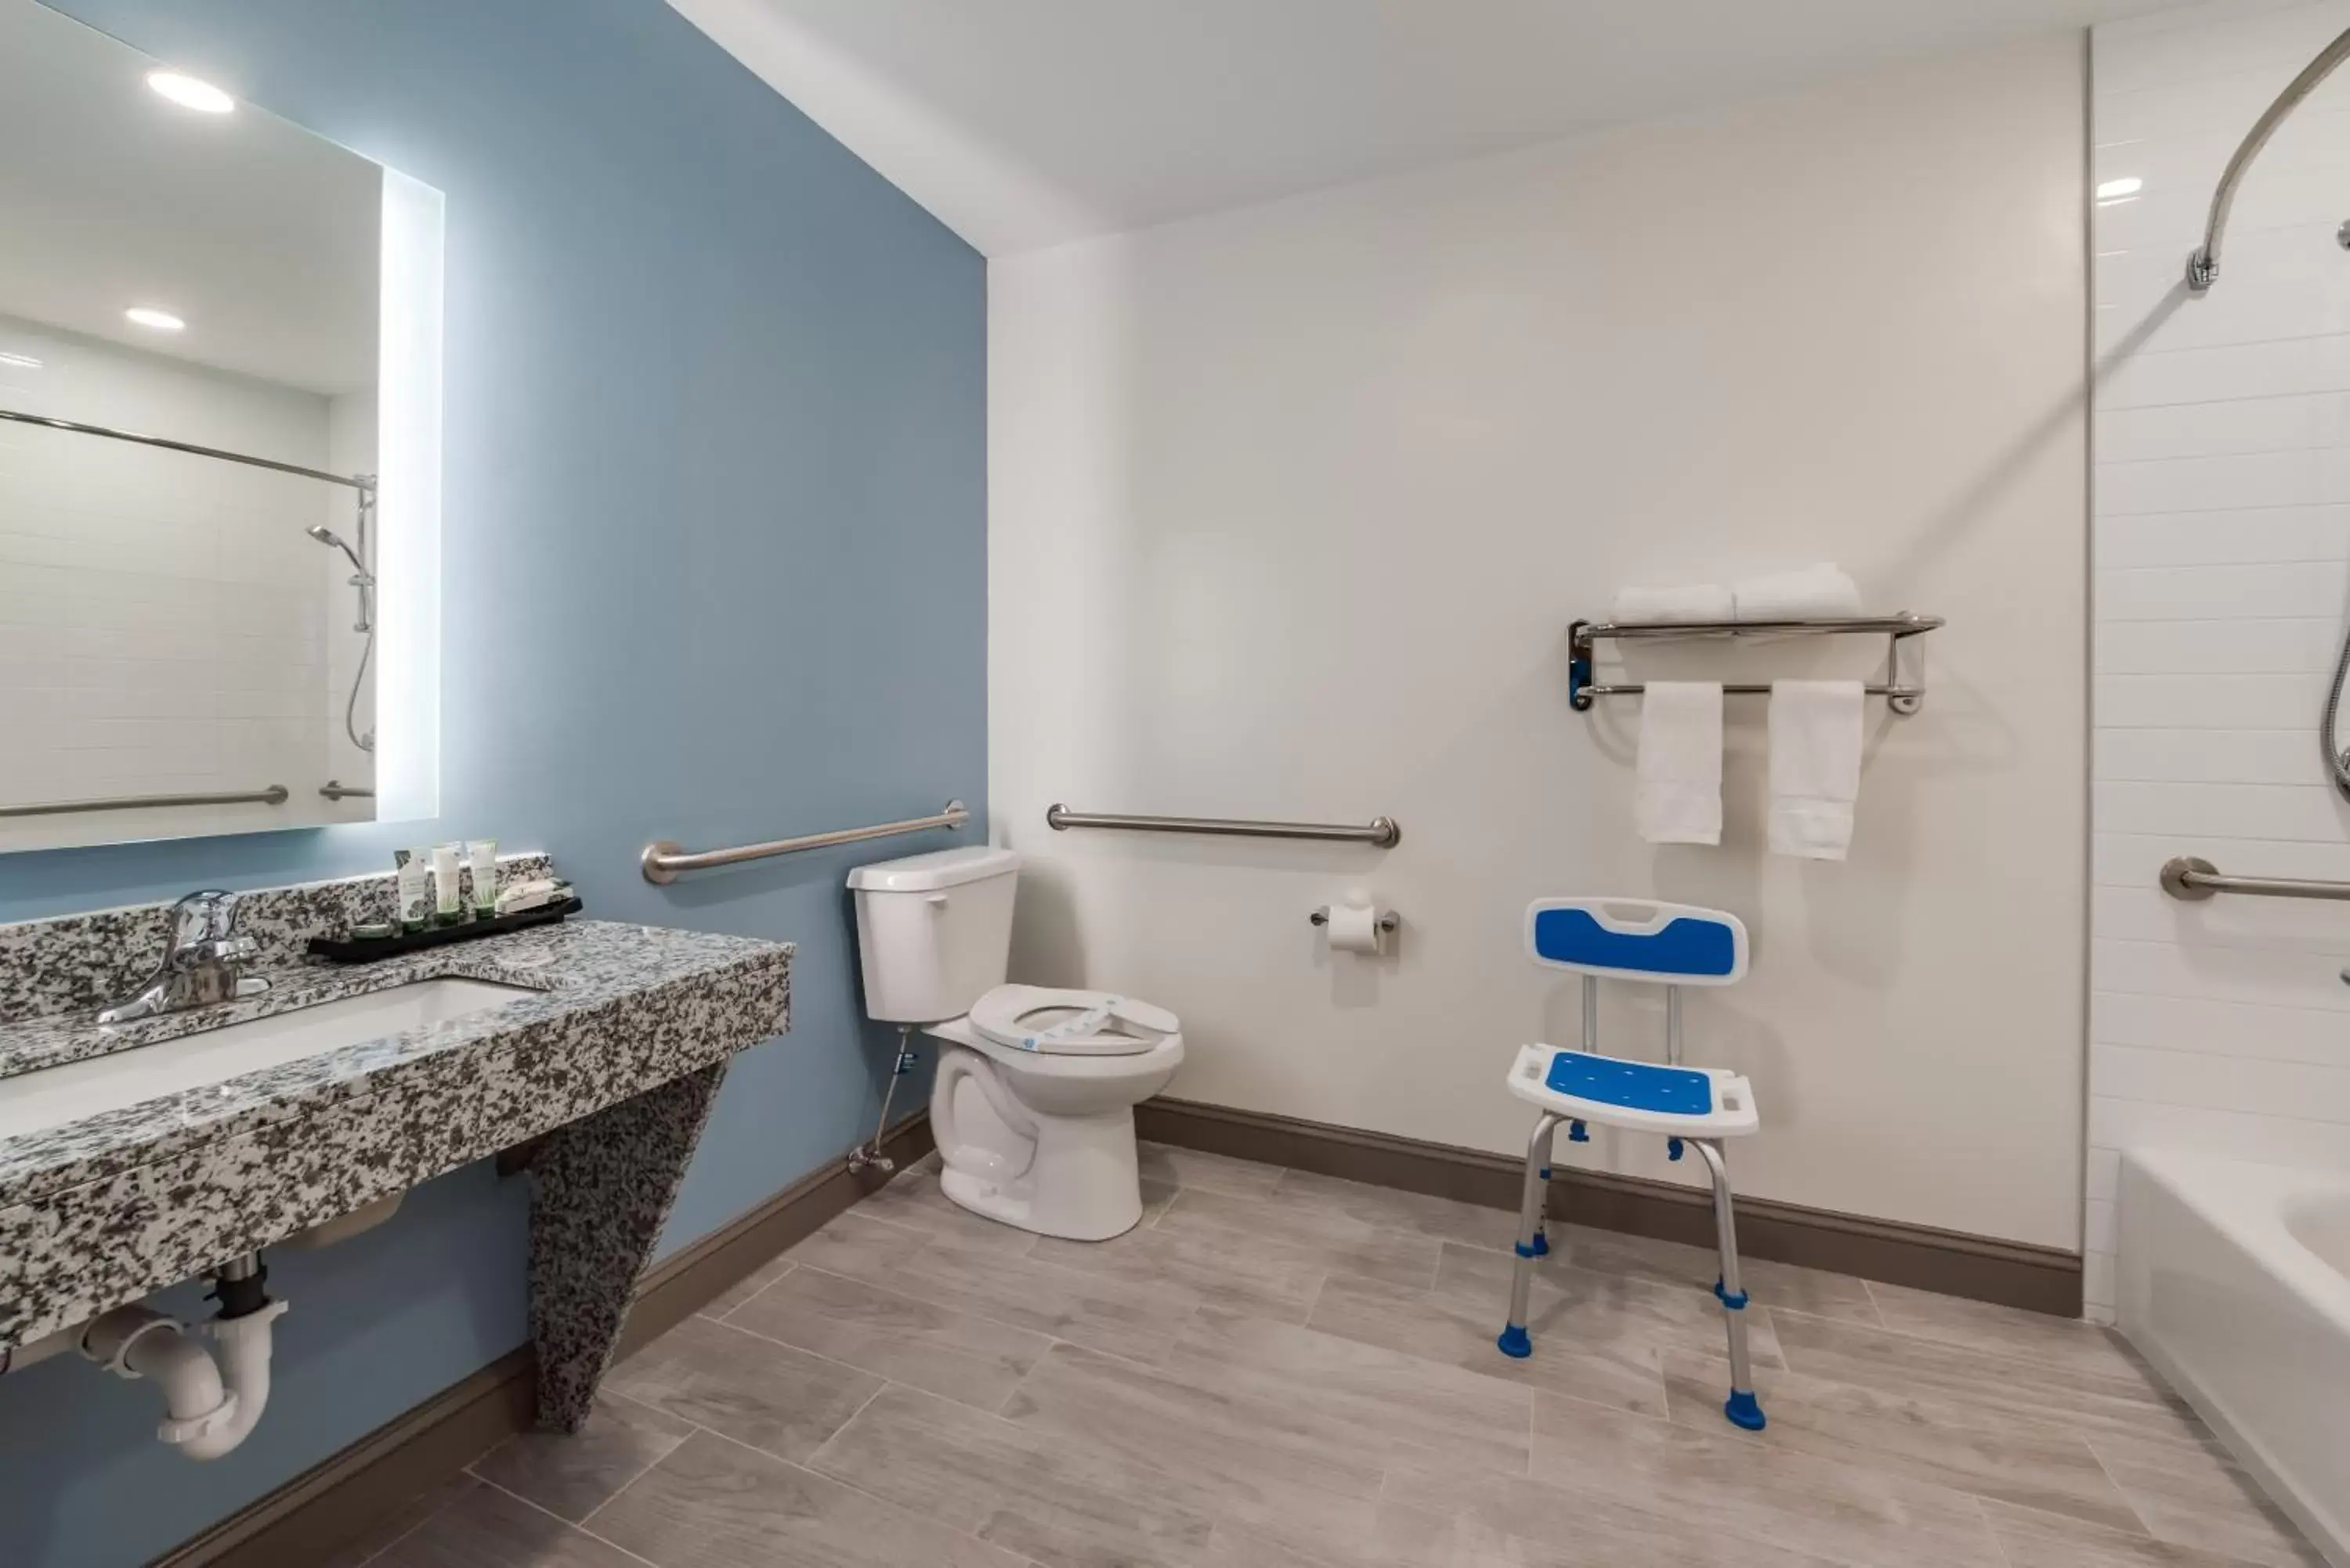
1,0,442,854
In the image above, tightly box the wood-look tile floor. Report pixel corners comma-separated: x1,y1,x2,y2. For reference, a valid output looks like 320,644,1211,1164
336,1146,2325,1568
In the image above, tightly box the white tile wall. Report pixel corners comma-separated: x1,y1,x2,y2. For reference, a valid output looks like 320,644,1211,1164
0,315,352,847
2088,0,2350,1321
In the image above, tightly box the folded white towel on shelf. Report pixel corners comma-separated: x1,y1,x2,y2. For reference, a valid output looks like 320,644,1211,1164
1767,680,1864,860
1611,583,1734,624
1733,563,1860,622
1636,681,1723,846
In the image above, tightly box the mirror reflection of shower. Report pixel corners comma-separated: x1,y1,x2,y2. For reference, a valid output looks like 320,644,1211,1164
307,483,377,755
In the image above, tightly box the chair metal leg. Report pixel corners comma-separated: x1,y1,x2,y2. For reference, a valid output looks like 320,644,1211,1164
1497,1112,1560,1359
1690,1138,1765,1430
1531,1115,1559,1258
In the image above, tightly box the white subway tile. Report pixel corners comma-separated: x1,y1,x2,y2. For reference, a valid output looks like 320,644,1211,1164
2094,727,2319,785
2095,670,2325,728
2094,779,2350,838
2095,447,2350,517
2098,335,2350,414
2092,936,2350,1013
2094,1040,2350,1123
2095,1,2350,97
2093,881,2350,956
2084,1198,2119,1255
2088,1145,2123,1201
2092,988,2350,1067
2083,1250,2117,1313
2095,390,2350,464
2094,616,2339,674
2090,1094,2350,1172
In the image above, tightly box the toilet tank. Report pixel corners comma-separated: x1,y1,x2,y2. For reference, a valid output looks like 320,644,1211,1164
847,845,1020,1023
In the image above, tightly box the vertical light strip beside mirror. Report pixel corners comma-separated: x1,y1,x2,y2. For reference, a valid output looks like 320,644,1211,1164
372,168,445,827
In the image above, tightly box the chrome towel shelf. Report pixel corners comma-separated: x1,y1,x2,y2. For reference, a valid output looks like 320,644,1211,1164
1047,804,1401,849
1568,612,1944,717
0,785,289,819
2160,856,2350,903
642,800,967,884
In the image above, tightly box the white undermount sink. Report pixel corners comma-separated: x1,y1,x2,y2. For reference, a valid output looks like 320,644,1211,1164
0,978,535,1143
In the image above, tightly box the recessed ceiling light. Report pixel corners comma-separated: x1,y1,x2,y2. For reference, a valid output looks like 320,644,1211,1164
146,70,234,114
2096,176,2144,202
0,352,41,370
125,306,185,332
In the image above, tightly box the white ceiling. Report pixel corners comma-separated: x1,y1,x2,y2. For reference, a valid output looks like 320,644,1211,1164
0,0,379,396
673,0,2194,256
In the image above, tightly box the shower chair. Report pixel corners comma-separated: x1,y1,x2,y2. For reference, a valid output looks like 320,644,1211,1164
1495,897,1766,1430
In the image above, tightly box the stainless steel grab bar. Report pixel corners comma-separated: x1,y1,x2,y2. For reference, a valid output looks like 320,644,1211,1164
0,785,290,819
1047,804,1400,848
2160,856,2350,903
642,800,968,884
319,780,374,801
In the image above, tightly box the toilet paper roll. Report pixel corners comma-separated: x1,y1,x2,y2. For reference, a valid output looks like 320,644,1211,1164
1325,903,1383,954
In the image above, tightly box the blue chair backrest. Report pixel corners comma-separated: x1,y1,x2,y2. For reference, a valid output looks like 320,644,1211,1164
1524,898,1748,987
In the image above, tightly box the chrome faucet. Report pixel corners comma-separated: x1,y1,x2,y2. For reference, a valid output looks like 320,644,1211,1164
98,891,271,1025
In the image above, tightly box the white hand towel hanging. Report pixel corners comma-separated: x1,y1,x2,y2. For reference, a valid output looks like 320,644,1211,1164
1611,583,1734,624
1767,680,1864,860
1733,564,1860,622
1636,681,1723,846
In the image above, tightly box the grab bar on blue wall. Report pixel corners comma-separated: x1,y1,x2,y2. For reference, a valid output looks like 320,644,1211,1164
641,800,967,884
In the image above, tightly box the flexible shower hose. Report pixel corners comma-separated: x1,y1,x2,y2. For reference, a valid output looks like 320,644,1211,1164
344,630,374,754
2328,629,2350,800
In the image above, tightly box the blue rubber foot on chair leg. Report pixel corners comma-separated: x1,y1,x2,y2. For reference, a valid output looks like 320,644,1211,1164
1530,1232,1549,1257
1723,1391,1766,1431
1496,1324,1532,1359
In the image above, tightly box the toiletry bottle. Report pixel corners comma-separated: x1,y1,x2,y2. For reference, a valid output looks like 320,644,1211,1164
467,839,498,918
396,850,432,935
431,844,464,927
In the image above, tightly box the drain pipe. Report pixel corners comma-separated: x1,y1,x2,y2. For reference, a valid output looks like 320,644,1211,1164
67,1254,287,1461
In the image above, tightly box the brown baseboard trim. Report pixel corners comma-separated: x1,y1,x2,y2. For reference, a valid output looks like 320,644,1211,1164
150,1347,536,1568
1135,1097,2081,1319
159,1113,934,1568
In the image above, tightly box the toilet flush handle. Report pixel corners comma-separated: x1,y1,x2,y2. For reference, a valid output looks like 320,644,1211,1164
927,893,949,909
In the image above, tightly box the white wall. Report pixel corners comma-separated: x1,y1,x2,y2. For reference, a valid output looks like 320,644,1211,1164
0,316,339,847
2087,0,2350,1318
992,34,2092,1248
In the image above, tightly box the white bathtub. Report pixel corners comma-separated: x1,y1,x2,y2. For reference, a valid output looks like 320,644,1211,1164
2117,1147,2350,1566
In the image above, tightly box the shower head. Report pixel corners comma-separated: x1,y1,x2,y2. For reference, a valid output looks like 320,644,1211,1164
306,523,366,574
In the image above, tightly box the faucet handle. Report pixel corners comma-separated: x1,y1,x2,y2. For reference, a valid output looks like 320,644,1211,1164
164,890,240,955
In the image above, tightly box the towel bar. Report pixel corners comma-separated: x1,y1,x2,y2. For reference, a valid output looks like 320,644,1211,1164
1568,612,1943,717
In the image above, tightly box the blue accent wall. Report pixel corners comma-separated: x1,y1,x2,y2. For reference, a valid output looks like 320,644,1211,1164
0,2,984,1561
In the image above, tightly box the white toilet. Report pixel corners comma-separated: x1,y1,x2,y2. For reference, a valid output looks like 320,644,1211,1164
848,845,1184,1241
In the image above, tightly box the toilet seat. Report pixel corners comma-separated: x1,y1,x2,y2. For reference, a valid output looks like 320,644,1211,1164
967,985,1179,1057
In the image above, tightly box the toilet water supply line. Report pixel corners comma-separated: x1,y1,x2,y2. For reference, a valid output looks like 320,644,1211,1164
0,1254,287,1461
847,1025,919,1176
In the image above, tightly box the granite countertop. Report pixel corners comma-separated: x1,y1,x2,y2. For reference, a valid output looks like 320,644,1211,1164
0,919,793,1210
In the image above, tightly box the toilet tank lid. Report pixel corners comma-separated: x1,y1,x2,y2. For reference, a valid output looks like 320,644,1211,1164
847,844,1020,892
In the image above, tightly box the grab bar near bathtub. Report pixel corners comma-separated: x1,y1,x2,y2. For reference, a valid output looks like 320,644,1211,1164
2160,857,2350,903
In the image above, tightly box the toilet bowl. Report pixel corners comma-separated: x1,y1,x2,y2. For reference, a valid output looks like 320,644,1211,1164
847,846,1183,1242
924,985,1184,1240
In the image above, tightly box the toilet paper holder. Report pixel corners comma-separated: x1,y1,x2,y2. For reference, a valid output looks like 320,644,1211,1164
1310,906,1400,932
